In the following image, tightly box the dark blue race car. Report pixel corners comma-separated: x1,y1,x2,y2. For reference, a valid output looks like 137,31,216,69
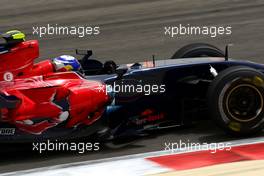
78,43,264,145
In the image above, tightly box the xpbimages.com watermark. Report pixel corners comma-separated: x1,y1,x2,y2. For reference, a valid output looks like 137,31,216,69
32,24,100,38
32,140,100,154
164,140,232,154
164,24,232,38
93,79,166,96
106,81,166,96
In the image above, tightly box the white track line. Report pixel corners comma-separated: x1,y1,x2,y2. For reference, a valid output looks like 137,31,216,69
1,137,264,176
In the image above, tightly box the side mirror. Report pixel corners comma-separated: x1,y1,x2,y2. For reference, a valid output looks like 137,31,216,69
76,49,93,62
76,49,93,56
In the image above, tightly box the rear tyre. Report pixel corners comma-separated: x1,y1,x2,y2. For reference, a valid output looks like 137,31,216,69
207,66,264,136
171,43,224,59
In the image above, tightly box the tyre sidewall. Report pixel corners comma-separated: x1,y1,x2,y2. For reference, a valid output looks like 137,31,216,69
208,67,264,135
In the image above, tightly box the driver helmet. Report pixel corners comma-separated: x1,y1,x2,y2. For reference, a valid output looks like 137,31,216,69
2,30,25,44
53,55,81,72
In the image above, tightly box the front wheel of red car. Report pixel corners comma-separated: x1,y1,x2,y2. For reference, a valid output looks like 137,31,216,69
207,66,264,136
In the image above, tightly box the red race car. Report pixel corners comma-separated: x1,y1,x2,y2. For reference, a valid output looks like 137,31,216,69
0,31,111,141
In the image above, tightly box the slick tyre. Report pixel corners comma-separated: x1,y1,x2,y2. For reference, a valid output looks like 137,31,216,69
207,66,264,136
171,43,224,59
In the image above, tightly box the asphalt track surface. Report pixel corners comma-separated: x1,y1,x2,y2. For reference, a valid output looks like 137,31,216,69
0,0,264,173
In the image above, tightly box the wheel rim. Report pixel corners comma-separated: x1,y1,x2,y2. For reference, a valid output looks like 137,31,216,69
225,84,263,122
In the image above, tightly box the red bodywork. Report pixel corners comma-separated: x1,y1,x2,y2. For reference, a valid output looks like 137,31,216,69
0,40,110,135
0,40,55,81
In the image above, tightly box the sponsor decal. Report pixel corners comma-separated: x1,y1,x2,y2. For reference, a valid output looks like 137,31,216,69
0,128,15,135
133,109,165,125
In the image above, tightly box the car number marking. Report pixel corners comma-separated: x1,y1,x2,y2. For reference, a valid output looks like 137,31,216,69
3,72,14,81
